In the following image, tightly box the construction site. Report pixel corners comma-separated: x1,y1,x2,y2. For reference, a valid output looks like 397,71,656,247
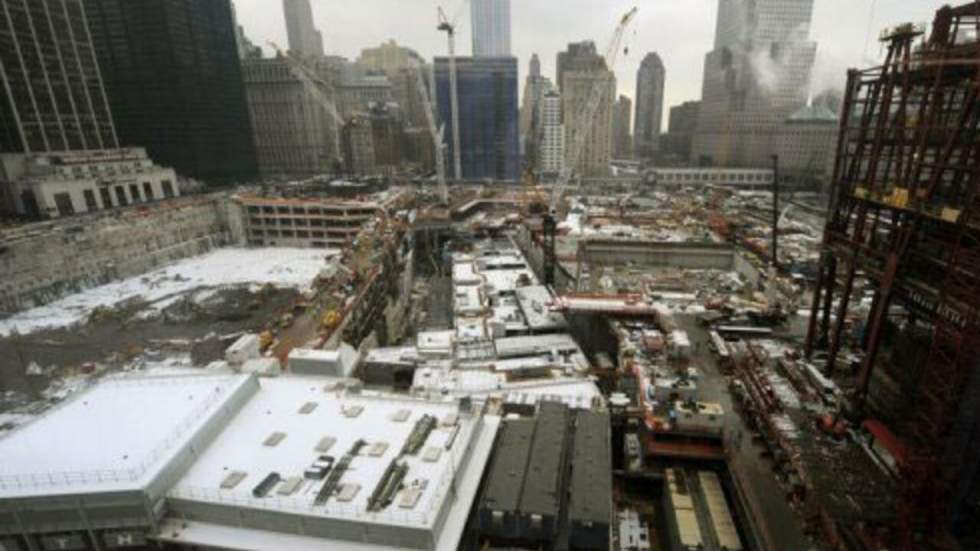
0,3,979,551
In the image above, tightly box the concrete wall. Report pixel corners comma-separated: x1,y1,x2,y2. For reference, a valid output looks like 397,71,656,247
0,196,237,315
578,240,735,271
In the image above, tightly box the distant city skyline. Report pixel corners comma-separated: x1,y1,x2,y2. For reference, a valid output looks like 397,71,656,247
232,0,949,131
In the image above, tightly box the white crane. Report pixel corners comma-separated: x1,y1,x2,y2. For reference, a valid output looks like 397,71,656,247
412,61,449,204
542,7,639,286
437,7,463,182
268,41,346,170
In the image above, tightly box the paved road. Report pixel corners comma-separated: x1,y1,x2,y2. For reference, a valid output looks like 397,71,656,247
673,313,817,551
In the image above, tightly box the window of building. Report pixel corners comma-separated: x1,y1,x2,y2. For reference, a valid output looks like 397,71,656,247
143,182,154,201
100,187,113,208
54,193,75,217
129,183,142,203
115,186,129,206
161,180,175,198
83,189,99,211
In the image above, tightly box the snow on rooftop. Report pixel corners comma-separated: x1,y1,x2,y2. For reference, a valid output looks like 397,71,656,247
0,372,251,498
170,377,484,530
0,247,338,336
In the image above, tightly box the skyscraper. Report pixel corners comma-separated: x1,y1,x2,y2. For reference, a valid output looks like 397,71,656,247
283,0,324,58
0,0,117,153
562,68,615,177
663,100,700,161
612,95,633,160
470,0,511,57
538,87,564,175
556,41,605,94
693,0,817,167
434,57,519,182
520,54,552,167
634,53,666,159
84,0,258,181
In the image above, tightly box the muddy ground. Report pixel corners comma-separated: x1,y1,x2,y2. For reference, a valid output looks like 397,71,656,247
0,286,299,397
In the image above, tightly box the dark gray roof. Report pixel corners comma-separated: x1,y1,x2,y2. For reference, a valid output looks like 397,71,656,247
482,420,535,513
519,401,569,517
569,410,612,525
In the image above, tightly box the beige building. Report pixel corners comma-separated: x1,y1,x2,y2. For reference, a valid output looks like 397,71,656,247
357,40,423,77
242,57,342,177
0,149,178,219
562,70,615,177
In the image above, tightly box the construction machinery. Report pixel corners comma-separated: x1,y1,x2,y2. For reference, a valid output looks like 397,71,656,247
268,41,346,170
412,61,449,204
542,6,639,286
437,7,463,181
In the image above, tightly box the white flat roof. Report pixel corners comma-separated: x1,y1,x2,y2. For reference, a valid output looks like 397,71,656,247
0,372,251,498
170,377,486,530
515,285,567,330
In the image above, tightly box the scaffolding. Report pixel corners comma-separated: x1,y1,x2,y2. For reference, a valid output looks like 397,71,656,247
805,3,980,547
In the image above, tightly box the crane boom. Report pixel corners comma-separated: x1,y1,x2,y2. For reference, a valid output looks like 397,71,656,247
550,7,638,211
413,61,449,204
268,41,345,166
541,7,638,287
437,7,463,181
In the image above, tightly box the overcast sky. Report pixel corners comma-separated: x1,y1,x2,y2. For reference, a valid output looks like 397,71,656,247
234,0,950,126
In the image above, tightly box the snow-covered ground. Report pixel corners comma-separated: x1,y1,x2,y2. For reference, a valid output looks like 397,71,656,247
0,247,337,337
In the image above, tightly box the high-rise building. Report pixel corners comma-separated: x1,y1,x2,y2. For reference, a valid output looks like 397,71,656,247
538,88,564,175
556,41,605,94
663,100,701,161
470,0,511,57
562,68,615,177
520,54,552,168
84,0,258,181
693,0,817,167
242,57,341,177
357,40,424,77
775,103,838,190
434,56,520,182
283,0,324,58
0,0,118,153
634,53,666,159
612,95,633,160
343,103,402,177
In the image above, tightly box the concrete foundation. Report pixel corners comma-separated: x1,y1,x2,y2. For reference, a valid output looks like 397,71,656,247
0,196,243,315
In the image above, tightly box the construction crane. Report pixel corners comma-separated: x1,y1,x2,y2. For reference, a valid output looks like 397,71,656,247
268,41,346,171
541,6,639,286
412,61,449,204
437,7,463,182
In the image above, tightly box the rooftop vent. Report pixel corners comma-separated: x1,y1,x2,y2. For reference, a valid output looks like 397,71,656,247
298,402,318,415
263,432,287,447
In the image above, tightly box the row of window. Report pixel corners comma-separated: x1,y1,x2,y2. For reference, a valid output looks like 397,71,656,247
250,229,347,240
247,217,362,229
244,204,375,217
50,180,174,217
656,171,773,183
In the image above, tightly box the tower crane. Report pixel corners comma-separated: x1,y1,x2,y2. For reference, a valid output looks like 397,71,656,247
268,41,347,171
412,61,449,204
437,7,463,182
542,7,638,287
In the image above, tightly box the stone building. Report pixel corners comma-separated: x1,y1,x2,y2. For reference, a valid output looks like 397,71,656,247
562,70,615,177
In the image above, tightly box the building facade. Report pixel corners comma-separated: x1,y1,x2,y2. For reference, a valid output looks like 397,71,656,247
538,88,564,175
0,148,178,219
612,95,633,160
470,0,511,57
435,57,520,182
775,103,839,190
357,40,423,77
84,0,258,181
520,54,552,168
663,100,701,161
282,0,324,58
556,41,605,95
562,69,615,177
343,103,402,177
242,57,341,177
693,0,817,168
0,0,118,153
634,53,666,159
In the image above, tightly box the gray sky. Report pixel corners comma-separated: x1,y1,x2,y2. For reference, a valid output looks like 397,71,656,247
234,0,949,127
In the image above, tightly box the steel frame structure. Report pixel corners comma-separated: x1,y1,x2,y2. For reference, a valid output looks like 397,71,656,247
805,3,980,547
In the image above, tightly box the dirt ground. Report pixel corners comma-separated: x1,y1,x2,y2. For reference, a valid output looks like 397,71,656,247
0,286,299,397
